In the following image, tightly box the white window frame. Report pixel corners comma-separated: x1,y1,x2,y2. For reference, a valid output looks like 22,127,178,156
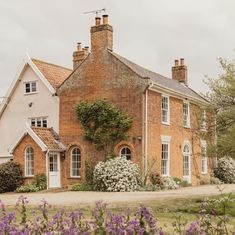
120,146,132,160
30,117,48,128
25,147,34,177
24,81,37,94
182,142,191,183
70,147,81,178
161,95,170,125
201,110,207,131
201,142,207,174
183,101,190,128
161,142,170,176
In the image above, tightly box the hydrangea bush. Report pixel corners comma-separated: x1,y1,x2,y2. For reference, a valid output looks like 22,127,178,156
93,157,141,192
214,157,235,183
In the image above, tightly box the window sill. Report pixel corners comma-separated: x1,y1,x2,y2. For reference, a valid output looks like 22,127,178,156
162,122,170,126
24,92,38,96
24,176,34,178
184,125,191,129
201,172,208,175
68,176,81,179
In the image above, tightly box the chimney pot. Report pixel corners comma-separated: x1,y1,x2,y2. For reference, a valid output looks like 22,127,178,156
77,42,82,51
175,59,179,66
84,46,89,51
102,14,109,25
180,58,184,66
95,17,101,26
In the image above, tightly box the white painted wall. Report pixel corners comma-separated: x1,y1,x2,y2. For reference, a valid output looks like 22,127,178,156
0,65,59,163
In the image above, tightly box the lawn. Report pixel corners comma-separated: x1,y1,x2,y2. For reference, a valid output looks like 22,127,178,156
3,193,235,234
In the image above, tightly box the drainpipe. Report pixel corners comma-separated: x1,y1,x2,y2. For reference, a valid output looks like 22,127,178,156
143,80,153,181
46,150,49,190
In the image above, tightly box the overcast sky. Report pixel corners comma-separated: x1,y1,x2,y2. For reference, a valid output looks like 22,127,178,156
0,0,235,98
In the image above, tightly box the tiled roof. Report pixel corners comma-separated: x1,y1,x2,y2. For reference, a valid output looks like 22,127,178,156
32,59,72,89
109,51,206,102
32,127,65,150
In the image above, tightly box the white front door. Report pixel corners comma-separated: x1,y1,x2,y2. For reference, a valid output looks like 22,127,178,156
49,153,61,188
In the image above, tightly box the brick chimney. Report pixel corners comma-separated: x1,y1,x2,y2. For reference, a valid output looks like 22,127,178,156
172,58,188,85
90,15,113,53
73,43,89,70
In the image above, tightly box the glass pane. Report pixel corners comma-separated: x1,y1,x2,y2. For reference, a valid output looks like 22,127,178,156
31,82,37,92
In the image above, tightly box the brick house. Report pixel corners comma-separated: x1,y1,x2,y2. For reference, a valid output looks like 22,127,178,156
12,15,215,188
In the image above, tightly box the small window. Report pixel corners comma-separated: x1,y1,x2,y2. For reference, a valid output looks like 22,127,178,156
120,147,132,160
24,81,37,94
201,146,207,174
161,143,170,176
71,147,81,177
201,110,206,130
30,117,47,128
161,96,170,124
183,102,190,127
25,147,34,176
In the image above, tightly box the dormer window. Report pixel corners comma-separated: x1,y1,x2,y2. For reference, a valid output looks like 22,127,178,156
25,81,37,94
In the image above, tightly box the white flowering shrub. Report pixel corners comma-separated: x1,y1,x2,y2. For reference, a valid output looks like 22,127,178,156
161,176,179,190
93,157,141,192
214,157,235,183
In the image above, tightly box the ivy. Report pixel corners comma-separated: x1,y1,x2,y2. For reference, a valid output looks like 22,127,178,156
76,100,132,159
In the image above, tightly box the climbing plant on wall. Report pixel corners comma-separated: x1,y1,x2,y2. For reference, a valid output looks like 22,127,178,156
76,100,132,160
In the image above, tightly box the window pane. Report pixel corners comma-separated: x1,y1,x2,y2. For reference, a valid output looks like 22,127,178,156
42,118,47,128
120,147,131,160
71,148,81,176
162,97,169,123
161,144,169,175
31,82,37,92
25,83,31,93
26,147,34,176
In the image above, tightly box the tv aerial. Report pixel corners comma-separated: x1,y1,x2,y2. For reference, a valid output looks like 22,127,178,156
84,8,106,17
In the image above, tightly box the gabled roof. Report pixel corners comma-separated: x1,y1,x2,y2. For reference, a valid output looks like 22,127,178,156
10,124,65,153
32,59,72,89
0,54,72,119
109,51,207,103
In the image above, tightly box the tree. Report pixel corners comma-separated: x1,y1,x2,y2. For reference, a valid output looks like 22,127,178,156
205,57,235,158
76,100,132,160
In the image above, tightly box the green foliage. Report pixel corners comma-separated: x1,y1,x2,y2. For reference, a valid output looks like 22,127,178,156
76,100,132,158
16,184,39,193
0,161,23,193
32,173,47,190
205,57,235,158
16,173,47,193
85,158,95,186
71,183,93,191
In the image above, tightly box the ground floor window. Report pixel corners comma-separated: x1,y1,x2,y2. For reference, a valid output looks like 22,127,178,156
183,144,190,176
120,146,132,160
71,147,81,177
201,146,207,174
25,147,34,176
161,143,169,176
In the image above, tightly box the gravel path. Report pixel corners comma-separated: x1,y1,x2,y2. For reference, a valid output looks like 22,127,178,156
0,184,234,206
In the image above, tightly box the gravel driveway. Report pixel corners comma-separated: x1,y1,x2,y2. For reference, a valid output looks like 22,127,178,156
0,184,234,206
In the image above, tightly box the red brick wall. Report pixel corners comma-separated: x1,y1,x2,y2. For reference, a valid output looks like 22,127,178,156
13,134,46,185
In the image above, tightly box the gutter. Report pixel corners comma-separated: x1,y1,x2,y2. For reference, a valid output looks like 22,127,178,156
143,79,153,180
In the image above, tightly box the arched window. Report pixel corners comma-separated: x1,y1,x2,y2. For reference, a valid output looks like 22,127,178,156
71,147,81,177
25,147,34,176
120,147,131,160
183,144,190,177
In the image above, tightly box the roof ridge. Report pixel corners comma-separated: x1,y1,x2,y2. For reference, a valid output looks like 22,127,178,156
32,58,72,72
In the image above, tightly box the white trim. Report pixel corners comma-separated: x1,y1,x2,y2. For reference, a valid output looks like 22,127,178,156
182,141,191,183
161,94,170,125
70,147,81,178
201,141,207,174
0,54,56,119
160,135,172,143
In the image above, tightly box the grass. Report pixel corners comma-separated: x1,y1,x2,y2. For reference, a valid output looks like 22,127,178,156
3,193,235,234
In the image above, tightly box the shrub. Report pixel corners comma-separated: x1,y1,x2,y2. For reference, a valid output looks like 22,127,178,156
16,184,39,193
71,183,93,191
210,176,222,185
200,176,211,185
32,173,47,190
214,157,235,183
161,176,179,190
0,161,23,193
173,177,182,186
149,172,163,187
180,180,191,187
85,158,95,186
93,157,141,192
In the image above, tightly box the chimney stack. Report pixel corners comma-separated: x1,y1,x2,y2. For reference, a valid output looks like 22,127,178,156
172,58,188,85
73,43,89,70
90,14,113,54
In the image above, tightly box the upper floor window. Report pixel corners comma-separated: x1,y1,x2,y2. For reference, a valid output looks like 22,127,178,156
201,110,206,131
25,81,37,94
161,95,170,124
71,147,81,177
25,147,34,176
120,146,132,160
183,102,190,127
30,117,47,128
